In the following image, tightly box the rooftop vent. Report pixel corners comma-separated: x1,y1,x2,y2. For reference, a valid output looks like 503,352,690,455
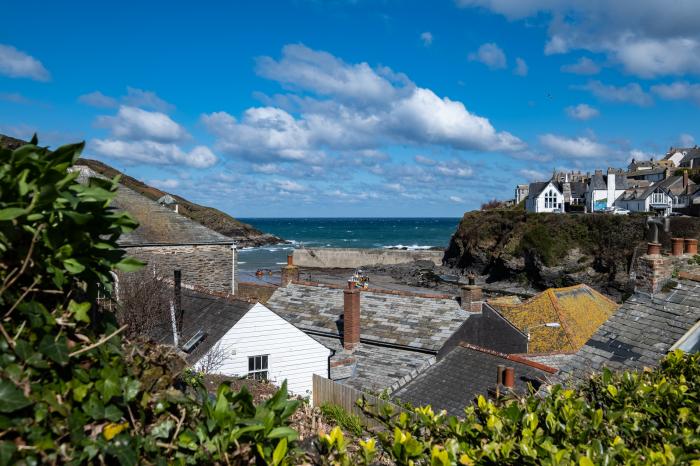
182,329,206,353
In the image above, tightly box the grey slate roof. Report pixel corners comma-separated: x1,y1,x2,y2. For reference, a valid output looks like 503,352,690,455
517,353,575,370
150,288,253,363
568,181,588,198
679,147,700,165
639,175,694,199
266,283,469,352
314,335,435,392
73,164,233,246
393,344,553,417
527,182,549,200
557,278,700,383
590,171,628,191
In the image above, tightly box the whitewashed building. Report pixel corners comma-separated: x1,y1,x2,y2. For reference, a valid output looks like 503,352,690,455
154,288,331,396
616,174,697,216
525,181,564,213
586,169,628,212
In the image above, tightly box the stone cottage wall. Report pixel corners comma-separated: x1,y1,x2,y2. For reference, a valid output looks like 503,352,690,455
124,244,233,293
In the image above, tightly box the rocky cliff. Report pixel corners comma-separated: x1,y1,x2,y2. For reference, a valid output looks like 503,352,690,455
444,210,700,299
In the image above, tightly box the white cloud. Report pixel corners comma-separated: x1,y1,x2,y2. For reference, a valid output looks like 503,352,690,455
414,155,436,165
561,57,600,75
0,92,31,105
79,91,118,108
91,139,217,168
449,195,465,203
651,81,700,106
203,44,524,164
420,32,433,46
539,134,608,158
252,163,282,174
97,106,189,142
679,133,695,147
566,103,599,120
514,57,528,76
519,168,546,181
274,179,308,192
456,1,700,78
148,178,180,189
122,87,175,112
581,80,652,106
0,44,50,81
468,42,507,69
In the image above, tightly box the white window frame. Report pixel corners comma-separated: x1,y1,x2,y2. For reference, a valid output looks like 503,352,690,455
248,354,269,380
544,189,557,209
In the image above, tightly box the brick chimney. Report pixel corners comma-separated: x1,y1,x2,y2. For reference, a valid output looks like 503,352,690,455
635,254,674,294
280,253,299,286
343,281,360,351
461,276,483,312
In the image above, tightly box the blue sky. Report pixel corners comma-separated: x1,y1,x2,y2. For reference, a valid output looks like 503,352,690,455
1,0,699,217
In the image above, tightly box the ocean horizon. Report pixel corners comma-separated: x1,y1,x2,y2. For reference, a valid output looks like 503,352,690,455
236,217,460,276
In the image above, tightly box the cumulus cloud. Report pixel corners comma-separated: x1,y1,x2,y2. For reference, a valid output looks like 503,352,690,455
203,44,524,164
651,81,700,106
148,178,180,189
456,0,700,78
539,134,608,158
274,179,308,192
581,80,652,106
78,91,118,108
122,87,175,112
97,106,189,142
420,32,433,46
561,57,600,75
566,103,599,120
0,44,50,81
449,196,465,203
519,168,546,181
468,42,507,69
91,139,217,168
514,57,528,76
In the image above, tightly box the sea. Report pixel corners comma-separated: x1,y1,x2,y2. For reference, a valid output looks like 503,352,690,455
236,217,460,279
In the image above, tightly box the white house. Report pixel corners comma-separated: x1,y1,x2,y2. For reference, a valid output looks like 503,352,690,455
525,181,564,213
586,169,628,212
155,288,331,396
615,175,696,216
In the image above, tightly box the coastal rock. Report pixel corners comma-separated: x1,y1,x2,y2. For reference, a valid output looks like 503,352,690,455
443,210,700,300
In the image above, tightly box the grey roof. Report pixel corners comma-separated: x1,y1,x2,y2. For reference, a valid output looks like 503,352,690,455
638,175,694,199
314,335,435,392
393,344,553,417
527,182,550,200
150,288,253,363
679,147,700,164
627,167,667,178
266,283,469,352
568,181,588,198
557,278,700,383
590,171,628,191
517,352,575,370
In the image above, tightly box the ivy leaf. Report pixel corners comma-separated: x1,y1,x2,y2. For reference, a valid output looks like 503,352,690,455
63,258,86,274
38,335,70,365
115,257,145,272
0,207,27,221
0,441,17,466
0,380,31,413
68,300,91,323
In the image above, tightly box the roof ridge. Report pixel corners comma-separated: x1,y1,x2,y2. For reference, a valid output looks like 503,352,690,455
291,279,455,300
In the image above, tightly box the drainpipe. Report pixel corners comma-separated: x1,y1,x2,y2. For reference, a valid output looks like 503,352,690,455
231,244,238,295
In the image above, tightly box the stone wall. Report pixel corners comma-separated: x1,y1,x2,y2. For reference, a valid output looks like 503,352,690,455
635,254,675,294
293,247,444,268
125,244,234,293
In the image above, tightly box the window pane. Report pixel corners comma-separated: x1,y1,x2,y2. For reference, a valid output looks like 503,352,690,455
262,355,268,369
255,356,261,370
248,357,254,371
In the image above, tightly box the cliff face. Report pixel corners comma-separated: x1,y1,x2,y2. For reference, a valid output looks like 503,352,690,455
444,210,700,299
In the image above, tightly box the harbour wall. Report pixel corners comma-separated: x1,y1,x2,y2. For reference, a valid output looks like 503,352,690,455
292,247,444,268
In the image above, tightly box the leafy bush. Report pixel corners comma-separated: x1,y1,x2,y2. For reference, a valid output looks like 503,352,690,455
323,350,700,465
319,403,363,437
0,139,300,464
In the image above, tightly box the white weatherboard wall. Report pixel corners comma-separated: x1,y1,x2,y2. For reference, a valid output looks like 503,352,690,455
195,303,330,396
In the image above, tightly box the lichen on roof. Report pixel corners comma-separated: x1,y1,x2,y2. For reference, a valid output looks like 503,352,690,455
491,284,618,353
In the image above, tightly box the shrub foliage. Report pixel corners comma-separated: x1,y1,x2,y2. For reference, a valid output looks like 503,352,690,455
0,139,299,465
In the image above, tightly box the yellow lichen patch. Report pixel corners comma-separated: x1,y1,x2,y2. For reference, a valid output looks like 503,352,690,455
486,296,522,306
491,284,618,353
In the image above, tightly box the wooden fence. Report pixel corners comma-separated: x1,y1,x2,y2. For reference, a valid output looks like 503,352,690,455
312,374,409,429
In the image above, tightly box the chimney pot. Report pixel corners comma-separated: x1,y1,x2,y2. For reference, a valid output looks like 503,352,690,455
646,242,662,256
685,238,698,255
503,366,515,388
672,238,684,256
343,286,360,351
287,253,294,266
496,364,505,386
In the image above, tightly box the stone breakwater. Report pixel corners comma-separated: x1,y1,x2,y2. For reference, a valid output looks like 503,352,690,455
292,247,444,268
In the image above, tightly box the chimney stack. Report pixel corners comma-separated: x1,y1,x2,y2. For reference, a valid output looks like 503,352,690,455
343,281,360,351
280,253,299,286
461,278,483,312
683,170,689,189
503,367,515,389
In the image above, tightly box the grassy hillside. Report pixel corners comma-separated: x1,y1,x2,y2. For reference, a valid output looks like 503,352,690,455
0,134,283,246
